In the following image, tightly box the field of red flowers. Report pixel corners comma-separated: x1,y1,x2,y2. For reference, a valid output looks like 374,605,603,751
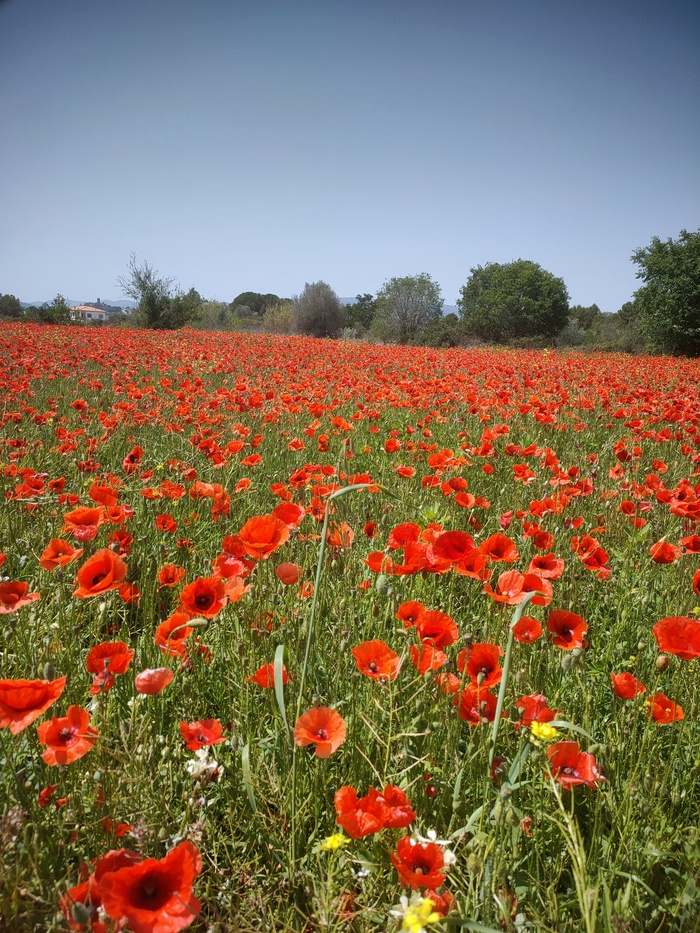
0,323,699,933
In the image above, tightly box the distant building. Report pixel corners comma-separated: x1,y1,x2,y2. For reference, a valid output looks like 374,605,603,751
71,305,108,323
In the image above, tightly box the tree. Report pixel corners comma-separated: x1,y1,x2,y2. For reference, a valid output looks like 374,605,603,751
293,282,345,338
458,260,569,343
345,293,378,333
25,294,73,325
0,294,22,319
632,229,700,356
229,292,281,318
117,254,201,330
373,273,443,344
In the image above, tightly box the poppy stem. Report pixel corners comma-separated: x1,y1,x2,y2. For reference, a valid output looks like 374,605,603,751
487,592,535,773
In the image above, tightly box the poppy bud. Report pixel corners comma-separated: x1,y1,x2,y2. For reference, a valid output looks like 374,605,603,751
43,662,56,680
561,654,573,671
656,654,669,671
637,641,646,652
71,903,93,926
505,808,519,827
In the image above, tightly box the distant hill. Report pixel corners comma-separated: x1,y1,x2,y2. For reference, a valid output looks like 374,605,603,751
21,298,137,310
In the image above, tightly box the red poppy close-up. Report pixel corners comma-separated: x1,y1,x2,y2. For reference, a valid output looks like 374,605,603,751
37,705,98,766
648,692,684,724
513,615,543,643
611,672,646,699
179,575,228,619
546,609,588,650
352,640,401,681
293,706,346,758
96,839,202,933
456,642,503,688
0,581,41,614
237,514,290,560
652,616,700,660
390,836,447,889
246,662,289,688
73,549,127,598
39,538,84,571
179,719,227,751
546,741,604,789
135,668,174,695
0,676,67,734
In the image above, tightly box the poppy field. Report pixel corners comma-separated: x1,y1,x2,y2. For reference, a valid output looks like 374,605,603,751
0,323,699,933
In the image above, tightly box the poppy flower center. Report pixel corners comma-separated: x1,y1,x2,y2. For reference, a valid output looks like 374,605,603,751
561,766,578,776
368,661,379,672
91,573,108,586
194,593,213,610
315,728,328,740
59,727,75,743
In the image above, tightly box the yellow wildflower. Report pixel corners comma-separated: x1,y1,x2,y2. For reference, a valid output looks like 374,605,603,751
320,833,350,851
390,894,441,933
530,721,559,743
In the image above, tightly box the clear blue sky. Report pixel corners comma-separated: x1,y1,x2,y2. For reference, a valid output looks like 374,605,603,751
1,0,698,311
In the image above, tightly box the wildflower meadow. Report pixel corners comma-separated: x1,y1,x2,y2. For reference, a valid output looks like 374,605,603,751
0,323,698,933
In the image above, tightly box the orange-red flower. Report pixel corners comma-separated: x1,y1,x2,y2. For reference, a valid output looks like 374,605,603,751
39,539,84,571
37,705,98,765
246,662,289,688
414,610,459,647
293,706,346,758
237,514,290,560
0,676,67,734
513,615,543,643
390,836,447,889
275,562,302,585
0,581,41,613
156,611,194,658
455,684,499,725
86,641,134,694
179,719,226,751
158,564,186,588
334,786,389,838
479,532,519,563
135,668,174,695
647,691,684,724
396,601,426,627
409,643,448,675
546,609,588,650
611,672,646,699
61,505,106,542
73,549,127,598
547,741,603,789
179,575,228,618
652,616,700,660
352,640,401,681
515,693,559,726
456,642,503,688
97,840,202,933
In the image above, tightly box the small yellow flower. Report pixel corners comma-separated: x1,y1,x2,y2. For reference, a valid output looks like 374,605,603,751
320,833,350,851
530,721,559,743
390,894,440,933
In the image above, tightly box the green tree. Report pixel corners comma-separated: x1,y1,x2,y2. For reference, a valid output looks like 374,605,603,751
25,294,73,325
0,294,22,319
345,293,377,332
229,292,281,318
458,260,569,343
118,254,201,330
632,229,700,356
263,300,295,335
373,273,443,344
293,282,345,338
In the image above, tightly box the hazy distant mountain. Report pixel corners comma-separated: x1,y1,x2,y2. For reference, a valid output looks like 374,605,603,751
21,298,137,309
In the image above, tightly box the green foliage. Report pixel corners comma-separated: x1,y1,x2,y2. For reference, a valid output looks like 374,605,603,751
24,294,73,325
569,303,602,332
344,293,378,333
373,273,443,344
118,254,202,330
458,259,570,343
0,294,22,319
194,300,235,331
415,312,462,347
632,228,700,356
263,299,295,334
293,281,345,338
230,292,281,318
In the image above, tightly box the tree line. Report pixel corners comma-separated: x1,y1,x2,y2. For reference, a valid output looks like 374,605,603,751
2,229,698,356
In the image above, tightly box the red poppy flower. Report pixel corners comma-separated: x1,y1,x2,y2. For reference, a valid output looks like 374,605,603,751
0,581,41,613
179,719,227,751
396,601,426,627
73,549,127,598
693,569,700,597
611,672,646,699
238,515,290,560
0,676,67,734
135,668,174,695
352,640,401,681
97,840,202,933
515,693,559,726
61,505,106,542
327,522,354,549
409,643,448,675
513,615,543,643
390,836,447,889
427,530,476,565
247,662,289,688
293,706,346,758
650,541,679,564
156,612,194,657
39,539,84,571
528,552,565,580
37,705,98,766
547,741,603,789
86,641,134,676
546,610,588,650
455,684,499,725
680,534,700,554
381,784,416,828
334,786,388,838
414,610,459,647
652,616,700,660
271,501,306,529
479,532,519,563
456,642,503,688
158,564,186,588
156,513,178,533
648,692,684,724
275,562,302,585
179,575,228,619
